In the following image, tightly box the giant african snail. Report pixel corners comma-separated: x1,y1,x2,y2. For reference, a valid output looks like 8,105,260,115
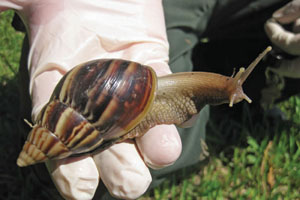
17,46,272,167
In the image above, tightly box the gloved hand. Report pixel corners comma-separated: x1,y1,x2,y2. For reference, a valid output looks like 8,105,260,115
265,0,300,78
0,1,182,199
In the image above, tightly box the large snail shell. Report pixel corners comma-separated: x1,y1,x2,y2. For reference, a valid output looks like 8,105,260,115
17,59,157,167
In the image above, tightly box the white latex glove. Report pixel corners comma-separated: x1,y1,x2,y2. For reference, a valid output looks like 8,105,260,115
265,0,300,55
0,1,182,199
265,0,300,78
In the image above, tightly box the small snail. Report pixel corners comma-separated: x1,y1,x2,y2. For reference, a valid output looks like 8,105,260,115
17,47,272,167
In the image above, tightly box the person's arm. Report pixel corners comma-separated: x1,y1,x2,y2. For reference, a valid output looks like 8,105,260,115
265,0,300,78
14,1,182,199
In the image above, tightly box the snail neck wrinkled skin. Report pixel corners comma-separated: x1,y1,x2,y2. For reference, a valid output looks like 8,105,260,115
123,46,272,140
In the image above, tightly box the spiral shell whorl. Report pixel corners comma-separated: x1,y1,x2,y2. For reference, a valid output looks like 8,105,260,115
17,126,70,167
17,100,100,166
17,59,157,166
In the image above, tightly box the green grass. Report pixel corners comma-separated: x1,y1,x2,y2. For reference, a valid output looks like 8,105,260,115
1,10,300,200
0,11,23,78
140,105,300,199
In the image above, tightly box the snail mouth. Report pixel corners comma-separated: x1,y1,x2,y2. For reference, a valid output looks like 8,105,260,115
229,88,252,107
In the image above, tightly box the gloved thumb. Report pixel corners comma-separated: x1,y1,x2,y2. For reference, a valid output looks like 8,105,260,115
265,19,300,55
272,0,300,24
268,56,300,78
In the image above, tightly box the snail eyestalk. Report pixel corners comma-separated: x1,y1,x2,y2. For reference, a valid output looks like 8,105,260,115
239,46,272,84
229,46,272,107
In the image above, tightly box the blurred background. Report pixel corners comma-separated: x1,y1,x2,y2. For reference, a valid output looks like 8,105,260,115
0,10,299,199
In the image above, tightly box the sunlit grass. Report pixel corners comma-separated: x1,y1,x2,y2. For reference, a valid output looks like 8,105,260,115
0,11,23,78
140,103,300,199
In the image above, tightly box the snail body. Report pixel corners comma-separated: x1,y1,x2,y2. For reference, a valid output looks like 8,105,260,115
17,47,272,167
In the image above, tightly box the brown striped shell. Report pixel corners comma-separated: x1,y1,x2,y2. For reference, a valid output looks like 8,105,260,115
17,59,157,167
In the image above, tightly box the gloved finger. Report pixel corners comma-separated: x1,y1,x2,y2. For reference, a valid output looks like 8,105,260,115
93,141,152,199
136,124,182,169
46,155,99,200
293,18,300,33
265,19,300,55
273,0,300,24
268,56,300,78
